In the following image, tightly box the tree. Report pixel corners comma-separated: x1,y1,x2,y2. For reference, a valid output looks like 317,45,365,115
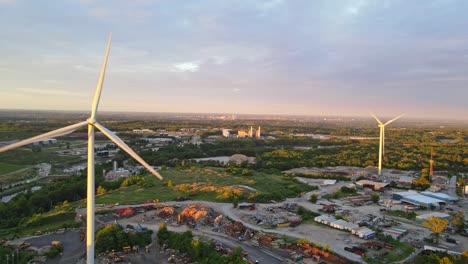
438,257,453,264
371,193,380,204
228,247,244,263
157,222,170,246
241,169,251,176
165,180,174,187
309,193,318,203
423,216,449,244
451,210,465,234
332,190,340,199
232,197,239,208
97,186,107,195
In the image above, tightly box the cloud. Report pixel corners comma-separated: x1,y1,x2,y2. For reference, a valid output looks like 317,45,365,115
258,0,284,10
232,88,241,93
17,88,85,97
41,79,61,84
346,0,368,15
0,0,16,5
171,62,200,72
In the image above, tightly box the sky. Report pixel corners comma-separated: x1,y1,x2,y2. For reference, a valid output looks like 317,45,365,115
1,0,468,120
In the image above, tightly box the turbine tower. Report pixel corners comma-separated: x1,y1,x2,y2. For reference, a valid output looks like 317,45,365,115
0,33,163,264
370,113,405,176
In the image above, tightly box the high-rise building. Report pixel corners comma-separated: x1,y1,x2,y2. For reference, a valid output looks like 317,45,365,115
256,126,261,138
222,129,231,138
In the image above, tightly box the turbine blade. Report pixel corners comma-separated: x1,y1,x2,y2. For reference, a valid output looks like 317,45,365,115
384,113,405,126
370,112,383,125
90,33,112,121
93,122,163,180
0,121,88,153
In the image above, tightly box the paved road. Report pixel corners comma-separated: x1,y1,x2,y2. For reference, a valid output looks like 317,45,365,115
194,230,285,264
116,211,287,264
24,230,85,263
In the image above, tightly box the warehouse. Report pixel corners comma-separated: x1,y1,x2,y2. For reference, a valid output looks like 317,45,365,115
330,219,359,231
352,227,376,240
393,191,445,209
416,212,451,224
355,180,390,191
314,215,336,225
420,192,459,204
383,227,408,240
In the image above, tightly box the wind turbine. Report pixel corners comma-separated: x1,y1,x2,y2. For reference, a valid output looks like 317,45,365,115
370,113,405,176
0,33,163,264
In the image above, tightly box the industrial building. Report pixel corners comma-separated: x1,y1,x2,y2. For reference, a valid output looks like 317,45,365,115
393,191,445,209
382,227,408,240
420,192,459,204
237,126,261,138
323,179,337,185
222,129,231,138
351,227,376,240
32,138,57,145
314,215,336,225
355,180,390,191
314,215,375,239
415,212,451,224
330,219,359,231
396,176,414,187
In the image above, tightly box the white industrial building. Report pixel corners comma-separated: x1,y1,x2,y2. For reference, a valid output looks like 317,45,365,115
393,191,445,210
351,227,376,239
416,212,451,224
420,192,459,204
222,129,231,138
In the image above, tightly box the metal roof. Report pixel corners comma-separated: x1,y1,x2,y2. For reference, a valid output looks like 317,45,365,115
421,191,459,201
394,191,419,197
356,180,389,187
401,193,445,205
398,176,414,183
416,212,451,219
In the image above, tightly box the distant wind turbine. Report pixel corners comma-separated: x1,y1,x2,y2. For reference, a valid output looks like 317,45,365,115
0,33,163,264
370,112,405,176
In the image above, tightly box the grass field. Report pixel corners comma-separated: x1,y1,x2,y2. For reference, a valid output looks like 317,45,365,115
96,167,316,205
0,148,83,166
0,168,36,186
0,162,25,175
0,203,79,239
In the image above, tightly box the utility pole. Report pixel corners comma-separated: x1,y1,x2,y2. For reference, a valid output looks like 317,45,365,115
429,148,434,178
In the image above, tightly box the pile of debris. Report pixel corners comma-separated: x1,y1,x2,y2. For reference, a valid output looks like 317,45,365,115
258,234,277,247
297,243,329,258
158,206,176,219
115,207,136,217
107,252,124,262
177,203,217,226
251,207,301,226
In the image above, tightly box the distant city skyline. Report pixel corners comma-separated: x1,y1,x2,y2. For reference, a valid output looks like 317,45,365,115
1,0,468,120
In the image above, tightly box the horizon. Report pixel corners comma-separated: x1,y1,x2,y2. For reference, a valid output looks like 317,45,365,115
1,108,468,123
1,1,468,120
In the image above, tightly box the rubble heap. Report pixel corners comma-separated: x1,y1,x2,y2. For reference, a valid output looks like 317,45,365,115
115,207,136,217
178,203,217,226
158,206,176,218
258,234,277,246
225,221,247,237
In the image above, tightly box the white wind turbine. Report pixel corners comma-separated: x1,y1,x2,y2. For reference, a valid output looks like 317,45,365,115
370,113,405,176
0,33,163,264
